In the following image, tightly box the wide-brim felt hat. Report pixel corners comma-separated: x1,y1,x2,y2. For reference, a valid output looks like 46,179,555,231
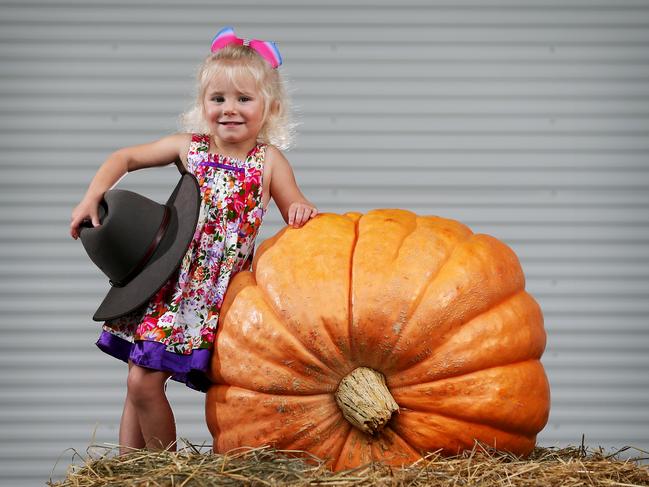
79,172,200,321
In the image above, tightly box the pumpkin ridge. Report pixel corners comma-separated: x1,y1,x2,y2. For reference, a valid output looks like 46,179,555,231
210,387,348,456
388,228,474,366
311,421,352,467
215,386,336,402
389,359,549,436
219,337,336,394
252,214,356,376
395,411,537,455
386,357,540,392
383,425,424,460
388,210,418,262
349,209,419,366
333,421,358,471
350,213,474,370
249,274,346,382
433,414,537,440
214,274,342,391
389,357,543,394
276,402,352,455
282,405,351,455
388,235,527,375
335,425,423,470
347,212,359,366
387,289,536,381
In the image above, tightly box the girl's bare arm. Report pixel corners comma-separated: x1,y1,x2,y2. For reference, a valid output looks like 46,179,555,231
267,146,318,227
70,133,190,239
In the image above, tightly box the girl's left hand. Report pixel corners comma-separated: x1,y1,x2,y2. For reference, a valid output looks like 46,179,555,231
288,202,318,228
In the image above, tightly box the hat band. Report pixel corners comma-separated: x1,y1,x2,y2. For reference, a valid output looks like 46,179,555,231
109,205,172,288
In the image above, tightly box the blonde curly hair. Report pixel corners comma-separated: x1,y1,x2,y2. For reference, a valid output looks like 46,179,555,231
178,43,297,150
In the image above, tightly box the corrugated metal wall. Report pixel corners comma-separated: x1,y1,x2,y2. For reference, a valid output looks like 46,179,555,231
1,0,648,484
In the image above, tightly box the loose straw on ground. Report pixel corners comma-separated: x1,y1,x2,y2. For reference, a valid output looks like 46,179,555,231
48,437,649,487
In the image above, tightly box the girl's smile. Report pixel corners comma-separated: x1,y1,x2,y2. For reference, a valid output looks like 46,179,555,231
203,73,265,154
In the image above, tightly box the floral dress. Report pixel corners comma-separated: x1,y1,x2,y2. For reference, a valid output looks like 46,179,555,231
95,133,268,392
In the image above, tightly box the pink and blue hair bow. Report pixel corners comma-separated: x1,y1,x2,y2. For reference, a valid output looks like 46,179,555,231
210,26,282,69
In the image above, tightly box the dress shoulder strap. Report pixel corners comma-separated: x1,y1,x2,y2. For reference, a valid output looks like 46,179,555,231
251,142,268,170
257,143,268,159
189,133,210,155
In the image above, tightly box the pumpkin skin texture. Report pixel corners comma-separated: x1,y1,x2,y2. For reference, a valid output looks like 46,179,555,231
205,209,550,471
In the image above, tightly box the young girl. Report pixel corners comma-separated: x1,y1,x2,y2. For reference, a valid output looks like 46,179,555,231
69,27,317,455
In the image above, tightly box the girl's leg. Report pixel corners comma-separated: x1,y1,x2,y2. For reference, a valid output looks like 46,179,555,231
127,362,177,452
118,360,146,455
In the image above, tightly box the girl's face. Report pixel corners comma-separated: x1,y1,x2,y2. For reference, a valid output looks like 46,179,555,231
202,72,266,149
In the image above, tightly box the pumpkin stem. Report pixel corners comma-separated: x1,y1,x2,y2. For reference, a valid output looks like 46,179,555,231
334,367,399,436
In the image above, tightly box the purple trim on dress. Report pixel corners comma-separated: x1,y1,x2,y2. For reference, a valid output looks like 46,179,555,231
95,330,213,393
198,161,245,173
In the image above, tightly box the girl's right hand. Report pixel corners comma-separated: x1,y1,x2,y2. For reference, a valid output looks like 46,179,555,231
70,195,103,240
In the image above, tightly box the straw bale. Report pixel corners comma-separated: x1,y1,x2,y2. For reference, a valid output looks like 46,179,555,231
48,437,649,487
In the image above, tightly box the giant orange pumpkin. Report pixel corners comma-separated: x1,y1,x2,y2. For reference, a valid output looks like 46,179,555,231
205,209,550,471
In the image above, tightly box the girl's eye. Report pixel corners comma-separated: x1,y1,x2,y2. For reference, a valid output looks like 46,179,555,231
212,96,224,103
239,96,251,102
